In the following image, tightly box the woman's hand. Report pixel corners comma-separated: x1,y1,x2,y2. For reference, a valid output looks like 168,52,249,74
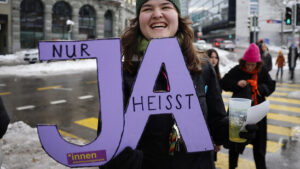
214,144,221,152
237,80,248,88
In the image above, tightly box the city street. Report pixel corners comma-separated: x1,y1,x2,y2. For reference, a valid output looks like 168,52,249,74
0,49,299,168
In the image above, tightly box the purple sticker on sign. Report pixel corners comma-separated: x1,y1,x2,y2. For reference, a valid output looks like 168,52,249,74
37,38,213,168
67,150,107,165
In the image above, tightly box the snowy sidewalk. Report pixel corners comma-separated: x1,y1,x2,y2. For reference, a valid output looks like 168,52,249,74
1,122,98,169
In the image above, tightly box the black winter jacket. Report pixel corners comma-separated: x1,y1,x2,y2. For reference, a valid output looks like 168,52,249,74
0,97,9,139
221,65,275,105
261,52,273,72
121,61,228,169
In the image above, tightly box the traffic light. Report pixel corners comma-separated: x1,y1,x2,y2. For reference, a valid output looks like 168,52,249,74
285,7,292,25
252,16,258,27
247,16,253,29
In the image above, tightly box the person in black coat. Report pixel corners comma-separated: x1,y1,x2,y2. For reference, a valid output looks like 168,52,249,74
206,48,222,160
207,49,222,82
261,43,272,72
221,43,275,169
288,44,299,80
0,96,9,167
0,97,9,139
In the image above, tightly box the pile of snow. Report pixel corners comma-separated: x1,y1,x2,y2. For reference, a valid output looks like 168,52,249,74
213,48,237,77
291,126,300,141
288,91,300,99
0,59,97,77
1,121,97,169
0,49,34,65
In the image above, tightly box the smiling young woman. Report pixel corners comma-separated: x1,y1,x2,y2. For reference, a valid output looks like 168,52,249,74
138,0,178,40
99,1,238,169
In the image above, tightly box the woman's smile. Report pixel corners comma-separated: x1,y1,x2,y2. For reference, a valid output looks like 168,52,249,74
139,0,178,40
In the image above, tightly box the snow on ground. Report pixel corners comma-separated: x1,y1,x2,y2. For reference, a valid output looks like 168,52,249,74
0,49,35,65
1,122,97,169
0,59,97,77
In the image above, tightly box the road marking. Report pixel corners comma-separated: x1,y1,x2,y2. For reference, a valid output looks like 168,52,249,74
223,98,300,114
37,85,62,91
271,92,288,96
268,124,292,137
0,84,6,87
50,100,67,105
215,152,255,169
246,140,283,153
268,113,300,124
75,115,285,153
16,105,35,110
277,83,300,88
75,117,98,130
86,80,97,84
276,87,299,92
267,97,300,105
54,88,73,91
223,91,289,97
269,104,300,114
78,95,94,100
0,92,11,96
58,129,89,144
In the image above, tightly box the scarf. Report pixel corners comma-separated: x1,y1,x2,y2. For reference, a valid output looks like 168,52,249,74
241,67,260,105
138,36,183,55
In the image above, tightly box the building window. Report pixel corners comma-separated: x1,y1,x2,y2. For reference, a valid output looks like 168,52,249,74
20,0,44,48
0,0,8,4
52,1,72,39
79,5,96,38
249,0,258,15
104,11,113,38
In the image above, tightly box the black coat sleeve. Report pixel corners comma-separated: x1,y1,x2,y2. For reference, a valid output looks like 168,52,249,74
0,97,9,139
205,64,229,145
266,53,273,71
220,66,242,93
257,67,276,99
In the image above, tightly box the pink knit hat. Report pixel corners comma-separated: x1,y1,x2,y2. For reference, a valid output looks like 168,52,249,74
242,43,261,62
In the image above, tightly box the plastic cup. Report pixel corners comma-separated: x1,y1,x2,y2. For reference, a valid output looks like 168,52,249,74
229,98,252,143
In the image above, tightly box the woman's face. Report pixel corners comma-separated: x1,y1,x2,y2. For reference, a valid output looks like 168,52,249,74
262,44,267,52
245,62,257,72
210,52,219,67
139,0,179,40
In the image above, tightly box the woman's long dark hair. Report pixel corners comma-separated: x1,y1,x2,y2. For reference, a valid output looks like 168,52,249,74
120,14,203,74
206,49,221,80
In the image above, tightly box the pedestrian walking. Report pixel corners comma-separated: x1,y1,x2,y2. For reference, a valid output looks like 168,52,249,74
275,50,285,79
98,1,257,169
206,48,222,161
0,96,10,167
261,43,273,72
221,43,276,169
207,49,221,81
288,44,298,80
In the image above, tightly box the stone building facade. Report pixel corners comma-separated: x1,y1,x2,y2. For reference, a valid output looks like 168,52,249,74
0,0,12,54
4,0,135,53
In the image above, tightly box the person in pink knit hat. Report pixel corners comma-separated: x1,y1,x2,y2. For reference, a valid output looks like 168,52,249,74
220,43,276,169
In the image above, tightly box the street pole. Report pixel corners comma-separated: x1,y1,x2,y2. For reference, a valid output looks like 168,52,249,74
253,14,257,44
281,9,284,46
292,3,296,69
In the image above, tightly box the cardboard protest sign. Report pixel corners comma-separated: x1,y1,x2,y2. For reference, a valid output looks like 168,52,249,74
37,38,213,167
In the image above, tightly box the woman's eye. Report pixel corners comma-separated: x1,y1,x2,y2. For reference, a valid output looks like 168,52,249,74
141,8,151,12
162,5,173,10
